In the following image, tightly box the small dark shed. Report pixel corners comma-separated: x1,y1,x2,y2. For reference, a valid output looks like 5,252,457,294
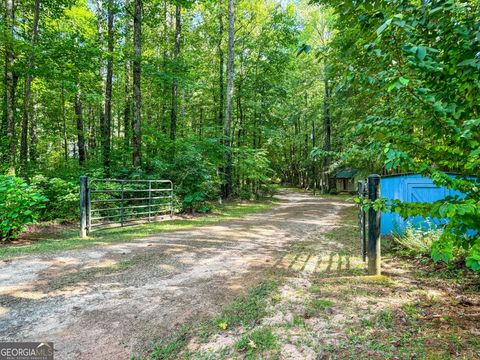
335,168,359,192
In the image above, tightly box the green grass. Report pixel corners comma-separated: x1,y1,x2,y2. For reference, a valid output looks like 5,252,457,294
286,314,306,329
377,309,394,328
401,301,421,320
149,334,188,360
213,280,278,331
234,327,277,358
0,199,277,260
305,298,333,318
142,279,280,359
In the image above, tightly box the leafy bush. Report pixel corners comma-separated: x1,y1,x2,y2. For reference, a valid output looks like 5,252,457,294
234,148,275,199
30,175,79,221
167,137,223,213
393,222,442,256
0,176,47,241
182,192,209,213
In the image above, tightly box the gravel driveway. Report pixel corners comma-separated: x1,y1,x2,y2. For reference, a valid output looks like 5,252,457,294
0,191,352,359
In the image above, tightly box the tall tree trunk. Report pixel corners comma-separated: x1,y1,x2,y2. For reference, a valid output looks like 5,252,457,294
29,99,37,164
132,0,142,166
124,60,131,158
311,117,317,190
170,4,181,141
160,0,169,134
223,0,234,198
236,49,244,148
218,0,224,130
20,0,40,174
3,0,16,174
86,106,94,151
102,0,114,175
322,69,332,193
75,83,86,166
61,83,68,162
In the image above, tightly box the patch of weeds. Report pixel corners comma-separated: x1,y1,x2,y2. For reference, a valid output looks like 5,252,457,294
215,280,278,328
359,317,374,329
270,292,282,305
285,314,305,329
447,334,463,353
392,223,440,257
377,309,394,328
401,301,421,320
144,279,280,358
467,334,480,348
397,330,420,347
309,285,321,294
235,327,277,358
150,334,187,360
348,331,370,346
196,323,213,344
191,349,226,360
293,335,316,351
366,339,391,352
292,314,305,327
440,315,455,325
51,260,132,289
304,298,333,318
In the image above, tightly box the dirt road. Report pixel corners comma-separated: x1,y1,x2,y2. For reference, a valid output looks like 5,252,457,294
0,191,353,359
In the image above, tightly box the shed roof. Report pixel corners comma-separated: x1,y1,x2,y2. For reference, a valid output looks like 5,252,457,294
335,168,359,179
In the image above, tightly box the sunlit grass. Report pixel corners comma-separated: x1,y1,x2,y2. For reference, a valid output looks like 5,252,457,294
134,278,280,360
0,199,277,260
234,327,277,358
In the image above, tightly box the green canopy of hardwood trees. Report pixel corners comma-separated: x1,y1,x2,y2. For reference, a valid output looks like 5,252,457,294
0,0,330,201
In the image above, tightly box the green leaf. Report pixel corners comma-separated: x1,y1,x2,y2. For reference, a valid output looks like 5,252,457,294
416,46,427,61
466,244,480,271
399,77,409,85
431,236,453,263
376,19,392,36
457,59,477,67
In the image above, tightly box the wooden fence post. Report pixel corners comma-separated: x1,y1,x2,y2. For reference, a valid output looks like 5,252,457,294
80,176,88,238
367,174,381,275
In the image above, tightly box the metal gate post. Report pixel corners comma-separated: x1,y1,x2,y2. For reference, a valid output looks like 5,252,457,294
367,174,381,275
148,181,152,222
87,180,91,234
120,182,125,227
358,180,367,262
170,183,174,217
80,176,88,238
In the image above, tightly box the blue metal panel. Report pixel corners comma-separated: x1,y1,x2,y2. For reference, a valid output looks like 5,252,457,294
380,174,462,235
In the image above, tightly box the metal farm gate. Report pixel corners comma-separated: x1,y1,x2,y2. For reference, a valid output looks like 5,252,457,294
80,177,173,237
357,179,367,262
